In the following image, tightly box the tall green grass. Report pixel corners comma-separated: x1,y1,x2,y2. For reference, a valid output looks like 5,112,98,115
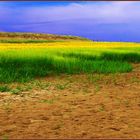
0,56,132,83
0,42,139,83
61,52,140,62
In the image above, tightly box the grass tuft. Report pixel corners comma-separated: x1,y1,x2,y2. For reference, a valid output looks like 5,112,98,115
0,85,10,92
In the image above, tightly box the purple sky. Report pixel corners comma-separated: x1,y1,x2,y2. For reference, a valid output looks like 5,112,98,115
0,2,140,42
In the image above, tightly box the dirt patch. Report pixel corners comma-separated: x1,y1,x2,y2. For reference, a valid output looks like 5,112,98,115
0,64,140,139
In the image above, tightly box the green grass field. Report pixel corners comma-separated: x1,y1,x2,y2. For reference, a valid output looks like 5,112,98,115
0,39,140,83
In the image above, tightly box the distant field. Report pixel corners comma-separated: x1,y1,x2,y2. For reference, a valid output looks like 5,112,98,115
0,41,140,83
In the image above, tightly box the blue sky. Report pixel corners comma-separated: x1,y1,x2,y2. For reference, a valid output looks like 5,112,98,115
0,2,140,42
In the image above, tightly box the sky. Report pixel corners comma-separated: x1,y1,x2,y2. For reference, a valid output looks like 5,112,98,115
0,2,140,42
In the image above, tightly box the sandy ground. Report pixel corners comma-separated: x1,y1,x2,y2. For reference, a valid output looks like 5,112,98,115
0,64,140,139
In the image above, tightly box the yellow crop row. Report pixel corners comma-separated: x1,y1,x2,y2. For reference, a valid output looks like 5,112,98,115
0,41,140,51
